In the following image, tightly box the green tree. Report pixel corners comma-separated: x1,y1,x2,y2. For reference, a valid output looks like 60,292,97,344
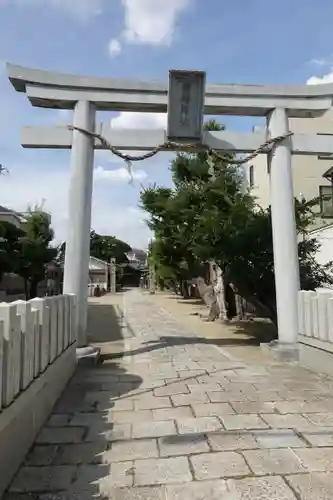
90,231,131,264
0,221,24,281
15,208,57,299
141,120,333,324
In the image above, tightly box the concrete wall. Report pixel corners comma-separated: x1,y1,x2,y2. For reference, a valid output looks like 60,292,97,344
249,108,333,231
308,223,333,265
0,294,77,497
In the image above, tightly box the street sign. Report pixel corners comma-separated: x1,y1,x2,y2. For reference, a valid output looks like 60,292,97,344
167,70,206,142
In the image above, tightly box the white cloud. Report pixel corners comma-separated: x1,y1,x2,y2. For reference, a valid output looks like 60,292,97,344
108,38,122,57
0,162,151,248
111,111,167,129
310,57,333,67
94,165,147,182
110,0,190,54
95,111,168,162
1,0,103,20
307,68,333,85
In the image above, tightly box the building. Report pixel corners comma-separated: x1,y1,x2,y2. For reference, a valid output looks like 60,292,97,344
0,205,28,229
125,248,147,269
248,109,333,231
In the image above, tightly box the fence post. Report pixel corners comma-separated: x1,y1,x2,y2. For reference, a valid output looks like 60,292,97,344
15,301,35,389
0,303,21,406
30,298,50,372
45,297,58,363
317,292,330,342
303,291,316,337
0,319,3,411
57,296,64,356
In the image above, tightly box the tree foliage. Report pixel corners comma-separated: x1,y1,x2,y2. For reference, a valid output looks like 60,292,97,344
90,231,131,264
0,208,57,299
141,120,333,324
15,209,57,299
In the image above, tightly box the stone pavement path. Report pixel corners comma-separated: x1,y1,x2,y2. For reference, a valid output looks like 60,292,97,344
6,290,333,499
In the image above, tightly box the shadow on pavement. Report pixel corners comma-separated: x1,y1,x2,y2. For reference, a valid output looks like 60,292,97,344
8,298,141,498
87,302,124,344
16,359,143,498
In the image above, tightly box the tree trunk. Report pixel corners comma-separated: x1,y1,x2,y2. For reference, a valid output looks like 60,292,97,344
29,278,39,299
23,278,29,301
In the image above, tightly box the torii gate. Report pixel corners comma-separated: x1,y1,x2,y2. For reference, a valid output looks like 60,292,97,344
7,63,333,359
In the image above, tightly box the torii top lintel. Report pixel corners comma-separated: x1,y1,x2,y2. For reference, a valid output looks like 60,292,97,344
6,63,333,118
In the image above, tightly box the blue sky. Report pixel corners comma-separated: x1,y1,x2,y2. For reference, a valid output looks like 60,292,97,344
0,0,332,248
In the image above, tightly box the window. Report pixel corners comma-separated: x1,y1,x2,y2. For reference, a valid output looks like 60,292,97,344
249,165,254,188
319,185,333,217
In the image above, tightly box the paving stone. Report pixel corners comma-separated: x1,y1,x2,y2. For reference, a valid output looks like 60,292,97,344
25,445,59,466
89,486,168,500
158,434,209,457
165,479,230,500
153,406,193,421
47,415,71,427
110,409,154,423
35,427,85,444
207,431,259,451
192,403,235,417
132,420,176,439
295,447,333,472
10,466,76,493
153,382,189,397
286,472,333,500
108,398,134,411
253,429,307,448
71,463,134,491
243,449,306,475
68,413,104,427
176,416,222,434
171,393,209,406
304,413,333,427
275,401,328,414
103,438,158,463
228,476,297,500
260,413,313,431
85,422,132,442
207,391,250,403
301,431,333,447
134,456,192,486
231,401,278,414
221,414,269,430
134,396,172,410
191,451,250,480
187,383,222,394
54,442,107,465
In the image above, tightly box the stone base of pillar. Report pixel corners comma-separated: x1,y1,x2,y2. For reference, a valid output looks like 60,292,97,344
76,345,101,363
261,340,299,362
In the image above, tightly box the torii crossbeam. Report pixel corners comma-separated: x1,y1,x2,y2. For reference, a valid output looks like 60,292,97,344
8,62,333,359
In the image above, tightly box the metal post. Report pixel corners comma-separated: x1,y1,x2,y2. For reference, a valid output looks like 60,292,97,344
63,100,96,354
267,107,300,357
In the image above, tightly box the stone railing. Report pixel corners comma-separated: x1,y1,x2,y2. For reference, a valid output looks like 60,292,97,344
298,290,333,377
0,294,77,497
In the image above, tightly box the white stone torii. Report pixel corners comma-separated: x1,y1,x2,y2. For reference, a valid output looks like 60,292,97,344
7,62,333,358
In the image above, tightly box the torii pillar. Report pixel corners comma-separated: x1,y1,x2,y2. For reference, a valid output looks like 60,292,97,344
62,101,96,355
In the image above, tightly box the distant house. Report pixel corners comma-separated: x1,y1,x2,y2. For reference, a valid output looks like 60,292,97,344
0,205,27,230
89,256,108,289
125,248,147,269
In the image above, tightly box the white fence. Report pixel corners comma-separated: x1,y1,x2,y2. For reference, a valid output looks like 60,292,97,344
298,290,333,343
0,294,76,410
0,294,77,496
